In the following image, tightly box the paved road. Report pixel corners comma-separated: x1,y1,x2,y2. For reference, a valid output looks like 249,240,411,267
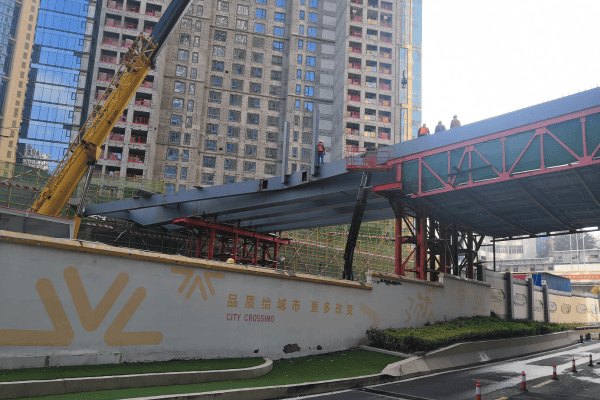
291,341,600,400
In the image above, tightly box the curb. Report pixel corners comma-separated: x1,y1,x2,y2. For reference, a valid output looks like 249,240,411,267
128,374,397,400
359,345,412,358
0,358,273,400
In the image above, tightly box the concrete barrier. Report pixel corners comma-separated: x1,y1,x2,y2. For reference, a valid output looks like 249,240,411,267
0,358,272,400
383,328,600,378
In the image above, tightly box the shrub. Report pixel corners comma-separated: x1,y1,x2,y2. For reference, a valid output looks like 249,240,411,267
366,316,578,353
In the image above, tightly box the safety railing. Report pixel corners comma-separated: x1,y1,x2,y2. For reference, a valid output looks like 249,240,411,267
127,155,145,163
109,132,125,141
130,135,147,144
346,149,393,171
347,111,360,119
347,94,360,102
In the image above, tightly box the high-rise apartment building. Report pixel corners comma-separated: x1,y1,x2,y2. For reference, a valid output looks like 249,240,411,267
0,0,39,167
23,0,421,193
17,0,100,170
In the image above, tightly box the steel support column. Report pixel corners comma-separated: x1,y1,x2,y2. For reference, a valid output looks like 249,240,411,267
467,231,474,279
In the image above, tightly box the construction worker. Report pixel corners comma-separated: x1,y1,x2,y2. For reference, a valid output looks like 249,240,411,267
450,115,461,129
435,121,446,133
317,140,325,165
418,123,430,137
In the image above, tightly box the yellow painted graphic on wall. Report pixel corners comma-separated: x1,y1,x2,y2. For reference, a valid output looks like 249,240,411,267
0,267,162,347
171,267,225,300
405,293,433,324
473,293,486,314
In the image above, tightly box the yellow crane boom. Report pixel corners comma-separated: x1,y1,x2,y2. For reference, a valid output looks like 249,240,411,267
29,0,192,234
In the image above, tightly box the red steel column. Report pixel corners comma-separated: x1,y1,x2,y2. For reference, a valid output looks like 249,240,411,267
232,233,239,262
207,228,215,260
395,216,403,275
416,206,427,280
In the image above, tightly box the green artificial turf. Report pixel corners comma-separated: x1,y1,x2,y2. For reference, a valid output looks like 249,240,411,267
18,349,403,400
0,357,264,383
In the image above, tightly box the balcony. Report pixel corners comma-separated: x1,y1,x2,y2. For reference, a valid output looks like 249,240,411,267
140,80,153,88
367,19,377,25
364,114,376,121
380,36,392,43
366,50,377,56
365,65,377,72
107,153,122,161
102,37,119,46
144,26,153,34
364,131,376,138
133,116,149,125
100,54,117,64
365,81,376,88
381,52,391,59
378,131,390,139
109,132,124,141
97,72,114,82
126,4,140,13
347,111,360,119
348,62,361,70
365,98,376,105
145,9,162,17
379,99,391,106
378,115,391,123
348,78,361,86
381,67,391,74
381,2,392,10
107,1,123,10
347,94,360,102
379,83,391,90
367,34,377,40
128,155,145,163
105,19,121,28
122,38,134,48
350,16,362,22
346,128,359,135
380,21,392,28
349,47,362,54
350,31,362,38
130,135,147,144
135,99,152,107
124,22,138,31
95,91,109,101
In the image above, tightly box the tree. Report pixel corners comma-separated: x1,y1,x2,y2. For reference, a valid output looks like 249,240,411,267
592,285,600,295
553,233,597,252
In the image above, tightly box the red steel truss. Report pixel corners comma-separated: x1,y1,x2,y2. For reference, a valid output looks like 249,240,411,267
172,217,290,268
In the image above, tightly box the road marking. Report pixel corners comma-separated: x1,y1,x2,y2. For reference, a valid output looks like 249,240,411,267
533,379,554,388
357,388,435,400
494,397,509,400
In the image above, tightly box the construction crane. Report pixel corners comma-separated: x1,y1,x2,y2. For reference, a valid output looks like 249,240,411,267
29,0,192,235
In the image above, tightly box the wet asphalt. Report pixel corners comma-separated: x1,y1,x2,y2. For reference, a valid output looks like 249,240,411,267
290,340,600,399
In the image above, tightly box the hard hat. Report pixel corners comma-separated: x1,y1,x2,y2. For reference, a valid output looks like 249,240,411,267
438,121,442,124
423,123,426,127
453,115,457,118
319,140,323,142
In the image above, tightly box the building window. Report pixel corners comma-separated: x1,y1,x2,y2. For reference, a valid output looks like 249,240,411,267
189,83,195,95
251,67,262,77
215,30,227,42
248,97,260,108
254,23,265,33
246,129,258,140
295,100,300,110
304,101,314,111
309,0,318,8
210,76,223,87
303,116,313,127
176,65,187,77
276,0,286,7
195,20,202,32
230,94,242,106
233,48,246,59
203,156,216,168
268,100,280,111
224,158,237,170
267,131,278,142
165,184,175,193
202,173,214,185
298,40,303,49
182,150,189,162
181,18,192,29
191,68,197,79
255,9,266,18
213,45,225,56
181,168,188,180
235,33,247,43
306,56,315,66
247,114,259,125
166,166,177,178
216,16,228,26
224,176,236,184
186,116,192,128
307,41,316,51
197,5,203,15
171,115,182,126
178,50,189,61
256,0,266,4
212,61,224,71
265,148,277,159
270,86,281,96
209,91,221,103
226,64,241,76
272,55,283,65
245,145,257,157
302,132,312,143
294,115,300,125
267,116,279,127
193,36,200,47
238,5,249,15
300,11,305,20
180,34,191,45
309,12,317,22
167,148,179,160
253,37,265,48
275,12,285,22
274,27,284,37
207,108,220,119
297,54,302,64
217,0,230,11
292,147,298,158
173,98,184,110
229,110,241,122
273,41,284,52
205,140,217,151
231,79,243,90
227,126,240,137
305,71,315,81
169,131,181,143
206,123,219,135
296,84,301,95
226,144,238,155
250,82,261,93
174,81,186,93
299,25,304,35
244,162,256,172
308,27,317,37
302,149,312,160
252,52,263,63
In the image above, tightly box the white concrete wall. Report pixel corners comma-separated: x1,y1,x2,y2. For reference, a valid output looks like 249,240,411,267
0,231,490,367
513,282,529,319
533,288,544,322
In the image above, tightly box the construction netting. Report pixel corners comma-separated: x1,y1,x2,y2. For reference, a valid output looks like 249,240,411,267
0,161,164,215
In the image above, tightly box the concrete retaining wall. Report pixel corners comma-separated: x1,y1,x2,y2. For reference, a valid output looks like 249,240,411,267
0,230,490,368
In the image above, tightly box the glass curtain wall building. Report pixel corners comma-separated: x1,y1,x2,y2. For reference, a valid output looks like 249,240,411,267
17,0,99,170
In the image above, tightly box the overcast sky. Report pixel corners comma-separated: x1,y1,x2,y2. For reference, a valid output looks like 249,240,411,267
422,0,600,129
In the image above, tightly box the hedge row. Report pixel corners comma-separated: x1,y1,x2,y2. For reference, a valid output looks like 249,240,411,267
366,316,579,353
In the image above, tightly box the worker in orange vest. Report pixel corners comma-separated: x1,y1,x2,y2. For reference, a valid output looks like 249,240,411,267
418,123,430,137
317,140,325,165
